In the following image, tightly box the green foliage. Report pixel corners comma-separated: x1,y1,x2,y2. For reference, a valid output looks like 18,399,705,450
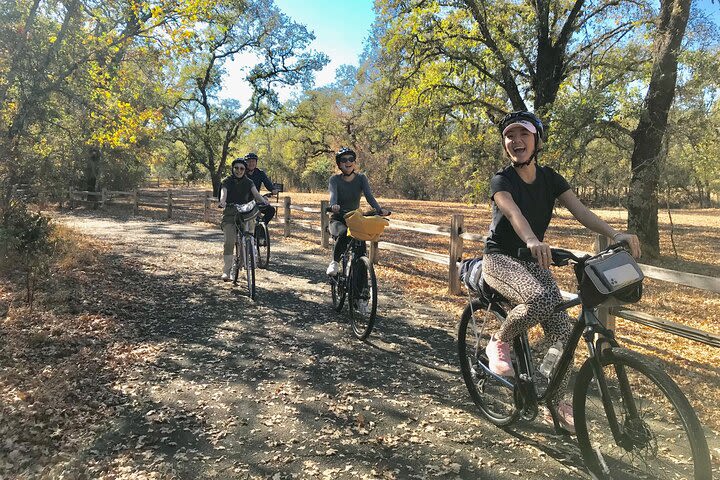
0,0,718,210
0,202,57,309
300,157,335,191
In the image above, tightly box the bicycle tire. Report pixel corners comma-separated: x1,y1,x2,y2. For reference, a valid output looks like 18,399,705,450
574,347,711,480
330,257,346,312
457,299,521,426
255,222,270,269
348,256,377,340
232,235,241,285
244,236,256,300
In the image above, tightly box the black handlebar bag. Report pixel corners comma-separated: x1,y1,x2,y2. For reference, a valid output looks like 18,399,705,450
576,249,644,308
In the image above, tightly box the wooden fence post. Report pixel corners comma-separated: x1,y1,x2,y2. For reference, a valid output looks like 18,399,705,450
320,200,329,248
284,196,291,237
69,188,75,209
449,214,465,294
203,194,210,222
132,190,138,215
166,189,172,219
101,188,107,209
369,241,379,264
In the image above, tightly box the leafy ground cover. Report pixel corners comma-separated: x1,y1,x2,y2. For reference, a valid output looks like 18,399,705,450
0,196,718,478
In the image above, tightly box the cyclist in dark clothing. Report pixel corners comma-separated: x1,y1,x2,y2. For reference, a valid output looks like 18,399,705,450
244,152,278,225
481,111,641,433
218,157,269,281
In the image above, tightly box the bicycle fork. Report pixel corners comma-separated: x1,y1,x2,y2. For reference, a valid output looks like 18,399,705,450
583,323,639,452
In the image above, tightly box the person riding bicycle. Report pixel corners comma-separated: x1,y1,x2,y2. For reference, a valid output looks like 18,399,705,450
482,110,641,433
218,157,270,281
326,147,389,276
244,152,279,229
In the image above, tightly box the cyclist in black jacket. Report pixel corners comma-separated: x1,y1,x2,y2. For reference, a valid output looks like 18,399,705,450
244,152,278,225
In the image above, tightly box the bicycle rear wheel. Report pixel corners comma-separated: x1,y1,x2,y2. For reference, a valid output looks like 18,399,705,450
574,347,711,480
255,222,270,269
348,256,377,340
244,236,256,300
457,299,520,426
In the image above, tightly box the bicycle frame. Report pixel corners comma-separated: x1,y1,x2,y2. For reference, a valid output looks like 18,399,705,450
233,215,256,278
335,237,366,291
473,288,640,444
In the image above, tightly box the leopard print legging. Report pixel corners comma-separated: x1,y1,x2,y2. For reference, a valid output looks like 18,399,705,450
482,252,573,406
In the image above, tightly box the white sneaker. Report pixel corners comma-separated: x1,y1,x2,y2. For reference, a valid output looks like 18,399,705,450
221,272,229,281
326,261,339,276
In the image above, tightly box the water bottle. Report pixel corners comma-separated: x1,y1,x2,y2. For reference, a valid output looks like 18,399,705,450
538,341,563,378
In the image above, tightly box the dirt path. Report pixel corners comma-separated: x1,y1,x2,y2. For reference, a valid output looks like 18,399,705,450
14,213,594,478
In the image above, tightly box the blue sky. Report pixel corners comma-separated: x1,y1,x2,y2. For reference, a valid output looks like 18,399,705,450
274,0,376,85
220,0,376,102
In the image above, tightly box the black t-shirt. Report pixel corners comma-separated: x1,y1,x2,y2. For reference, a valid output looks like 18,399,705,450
484,165,571,257
221,175,254,205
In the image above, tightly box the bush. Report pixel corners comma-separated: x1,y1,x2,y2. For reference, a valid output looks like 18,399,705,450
0,201,56,309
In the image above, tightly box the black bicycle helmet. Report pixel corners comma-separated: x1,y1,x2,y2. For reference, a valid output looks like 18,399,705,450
231,157,247,169
244,152,258,161
498,110,545,167
335,147,356,163
498,110,545,140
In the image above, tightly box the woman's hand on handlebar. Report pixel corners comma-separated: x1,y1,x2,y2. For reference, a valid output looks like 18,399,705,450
218,200,226,208
614,232,641,258
527,237,552,269
331,204,340,213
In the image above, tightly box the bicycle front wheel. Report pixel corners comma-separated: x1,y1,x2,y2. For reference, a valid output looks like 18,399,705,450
255,222,270,269
232,235,242,286
244,236,256,300
348,256,377,340
330,261,346,312
574,347,711,480
457,299,520,426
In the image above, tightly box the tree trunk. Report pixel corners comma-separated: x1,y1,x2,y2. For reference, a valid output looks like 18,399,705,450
211,173,222,198
627,0,691,258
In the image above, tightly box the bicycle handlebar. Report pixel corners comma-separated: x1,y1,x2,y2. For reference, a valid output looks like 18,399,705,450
324,207,391,217
218,200,270,209
517,240,631,266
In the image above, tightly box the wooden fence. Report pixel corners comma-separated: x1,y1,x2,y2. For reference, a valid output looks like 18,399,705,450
67,188,218,221
60,189,719,347
277,197,720,348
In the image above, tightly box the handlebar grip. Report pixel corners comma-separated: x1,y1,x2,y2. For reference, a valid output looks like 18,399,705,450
517,247,572,267
517,248,533,260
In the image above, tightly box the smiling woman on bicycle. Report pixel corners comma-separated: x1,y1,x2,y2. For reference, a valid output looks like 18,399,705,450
326,147,389,276
218,157,270,281
482,111,641,433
